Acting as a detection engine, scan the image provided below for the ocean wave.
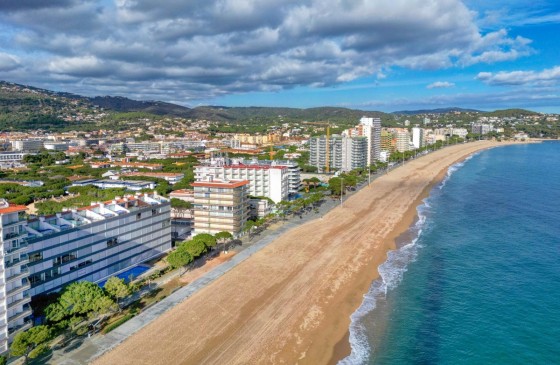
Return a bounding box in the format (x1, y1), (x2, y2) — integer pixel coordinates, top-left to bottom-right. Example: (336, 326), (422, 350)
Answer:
(439, 153), (477, 190)
(338, 200), (429, 365)
(339, 155), (474, 364)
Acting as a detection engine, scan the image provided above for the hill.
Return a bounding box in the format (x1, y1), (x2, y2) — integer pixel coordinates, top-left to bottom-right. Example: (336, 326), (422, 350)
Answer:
(482, 109), (541, 118)
(392, 107), (483, 115)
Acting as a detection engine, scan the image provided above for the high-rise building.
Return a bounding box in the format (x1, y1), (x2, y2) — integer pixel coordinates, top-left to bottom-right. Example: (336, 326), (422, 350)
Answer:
(412, 127), (424, 149)
(359, 117), (382, 164)
(309, 135), (367, 172)
(395, 129), (411, 152)
(11, 140), (44, 152)
(472, 124), (493, 135)
(380, 130), (395, 153)
(0, 201), (33, 351)
(192, 177), (250, 236)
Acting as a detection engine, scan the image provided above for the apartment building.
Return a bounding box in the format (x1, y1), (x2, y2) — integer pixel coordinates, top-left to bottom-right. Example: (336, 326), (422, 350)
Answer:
(192, 178), (250, 236)
(412, 127), (424, 149)
(395, 129), (412, 152)
(195, 158), (294, 203)
(309, 135), (367, 172)
(26, 193), (171, 297)
(380, 130), (396, 153)
(359, 117), (382, 164)
(0, 201), (33, 352)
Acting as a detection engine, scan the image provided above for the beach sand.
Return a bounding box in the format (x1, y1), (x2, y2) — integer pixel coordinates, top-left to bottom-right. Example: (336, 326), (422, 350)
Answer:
(93, 141), (522, 365)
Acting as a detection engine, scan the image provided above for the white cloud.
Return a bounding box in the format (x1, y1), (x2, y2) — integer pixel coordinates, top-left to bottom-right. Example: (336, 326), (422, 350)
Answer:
(476, 66), (560, 86)
(427, 81), (455, 89)
(0, 0), (536, 103)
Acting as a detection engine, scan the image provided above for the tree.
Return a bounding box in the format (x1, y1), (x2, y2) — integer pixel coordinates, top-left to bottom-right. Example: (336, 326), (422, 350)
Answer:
(215, 231), (233, 252)
(46, 281), (116, 326)
(10, 325), (51, 363)
(167, 246), (193, 274)
(0, 355), (6, 365)
(328, 177), (344, 196)
(170, 198), (193, 209)
(192, 233), (217, 249)
(183, 239), (207, 258)
(104, 277), (131, 311)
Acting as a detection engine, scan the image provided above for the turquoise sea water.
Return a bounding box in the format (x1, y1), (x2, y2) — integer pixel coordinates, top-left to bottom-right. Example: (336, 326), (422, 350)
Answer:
(340, 142), (560, 365)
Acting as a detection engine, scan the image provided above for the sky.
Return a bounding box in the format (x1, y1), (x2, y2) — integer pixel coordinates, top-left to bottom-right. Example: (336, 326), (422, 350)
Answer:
(0, 0), (559, 113)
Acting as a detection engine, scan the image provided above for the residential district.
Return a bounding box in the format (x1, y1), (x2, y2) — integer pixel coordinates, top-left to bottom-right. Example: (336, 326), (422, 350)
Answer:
(0, 110), (553, 362)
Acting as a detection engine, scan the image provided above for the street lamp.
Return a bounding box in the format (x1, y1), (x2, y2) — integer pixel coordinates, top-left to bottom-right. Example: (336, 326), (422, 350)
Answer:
(340, 177), (344, 206)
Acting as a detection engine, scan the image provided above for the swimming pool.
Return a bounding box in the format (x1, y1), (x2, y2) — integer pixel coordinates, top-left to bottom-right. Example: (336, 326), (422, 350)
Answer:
(98, 265), (151, 287)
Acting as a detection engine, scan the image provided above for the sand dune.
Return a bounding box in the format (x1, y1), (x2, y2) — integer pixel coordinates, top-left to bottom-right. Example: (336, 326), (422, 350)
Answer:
(93, 141), (519, 365)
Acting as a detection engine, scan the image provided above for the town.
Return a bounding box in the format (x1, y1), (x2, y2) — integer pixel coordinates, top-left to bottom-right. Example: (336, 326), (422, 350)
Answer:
(0, 83), (557, 363)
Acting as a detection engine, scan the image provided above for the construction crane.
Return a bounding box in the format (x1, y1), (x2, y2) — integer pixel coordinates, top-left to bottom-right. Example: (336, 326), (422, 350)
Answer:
(303, 121), (332, 173)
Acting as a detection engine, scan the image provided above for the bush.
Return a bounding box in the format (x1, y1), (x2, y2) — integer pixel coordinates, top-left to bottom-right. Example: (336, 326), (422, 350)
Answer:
(102, 314), (135, 334)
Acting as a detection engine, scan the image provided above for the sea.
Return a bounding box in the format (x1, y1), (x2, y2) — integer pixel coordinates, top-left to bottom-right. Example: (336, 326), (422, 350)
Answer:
(340, 141), (560, 365)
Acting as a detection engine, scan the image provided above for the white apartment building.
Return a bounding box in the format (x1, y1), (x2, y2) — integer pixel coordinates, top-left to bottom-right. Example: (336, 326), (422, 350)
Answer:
(0, 201), (33, 352)
(359, 117), (382, 164)
(412, 127), (424, 149)
(195, 158), (293, 203)
(26, 193), (171, 297)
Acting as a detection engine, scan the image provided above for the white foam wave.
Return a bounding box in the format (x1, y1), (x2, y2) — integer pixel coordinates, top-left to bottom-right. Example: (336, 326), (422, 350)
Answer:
(338, 199), (431, 365)
(439, 152), (477, 190)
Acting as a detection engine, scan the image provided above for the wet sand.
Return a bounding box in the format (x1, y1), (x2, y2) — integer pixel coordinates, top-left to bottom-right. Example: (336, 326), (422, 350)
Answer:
(93, 141), (522, 365)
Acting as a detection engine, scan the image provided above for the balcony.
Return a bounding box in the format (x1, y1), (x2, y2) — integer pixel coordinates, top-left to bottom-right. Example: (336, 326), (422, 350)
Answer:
(7, 294), (31, 310)
(5, 255), (29, 268)
(3, 230), (26, 241)
(6, 281), (30, 297)
(8, 318), (32, 338)
(5, 242), (28, 256)
(6, 267), (29, 283)
(8, 307), (32, 325)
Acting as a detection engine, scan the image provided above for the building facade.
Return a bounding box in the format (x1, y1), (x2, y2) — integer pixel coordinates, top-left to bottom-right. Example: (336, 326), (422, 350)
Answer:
(195, 158), (295, 203)
(309, 135), (367, 172)
(26, 193), (171, 297)
(412, 127), (424, 149)
(0, 201), (33, 352)
(192, 178), (249, 236)
(359, 117), (382, 164)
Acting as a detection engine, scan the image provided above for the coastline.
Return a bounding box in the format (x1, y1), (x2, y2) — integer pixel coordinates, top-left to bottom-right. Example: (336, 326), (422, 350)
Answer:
(327, 150), (477, 365)
(93, 141), (529, 365)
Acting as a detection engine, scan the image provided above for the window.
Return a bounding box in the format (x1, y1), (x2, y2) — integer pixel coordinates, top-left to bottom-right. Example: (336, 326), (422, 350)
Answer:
(152, 209), (157, 216)
(107, 238), (119, 247)
(29, 252), (43, 263)
(53, 252), (77, 266)
(136, 213), (141, 220)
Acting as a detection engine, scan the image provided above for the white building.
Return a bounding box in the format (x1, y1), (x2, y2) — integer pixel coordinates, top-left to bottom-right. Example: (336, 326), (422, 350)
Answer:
(0, 201), (33, 351)
(412, 127), (424, 149)
(195, 157), (298, 203)
(26, 193), (171, 296)
(359, 117), (382, 164)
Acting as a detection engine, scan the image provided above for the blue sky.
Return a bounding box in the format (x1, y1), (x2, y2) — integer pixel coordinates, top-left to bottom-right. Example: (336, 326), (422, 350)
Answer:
(0, 0), (559, 112)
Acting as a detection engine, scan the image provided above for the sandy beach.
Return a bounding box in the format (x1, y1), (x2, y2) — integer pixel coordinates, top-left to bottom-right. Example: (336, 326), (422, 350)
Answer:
(93, 141), (522, 365)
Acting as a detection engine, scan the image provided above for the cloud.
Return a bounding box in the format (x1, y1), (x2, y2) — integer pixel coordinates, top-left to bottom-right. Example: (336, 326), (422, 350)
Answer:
(476, 66), (560, 86)
(427, 81), (456, 89)
(0, 0), (535, 103)
(0, 53), (21, 72)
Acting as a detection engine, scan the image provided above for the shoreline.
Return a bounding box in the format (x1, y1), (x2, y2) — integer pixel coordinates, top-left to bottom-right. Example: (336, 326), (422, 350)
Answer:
(93, 141), (529, 365)
(327, 149), (479, 365)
